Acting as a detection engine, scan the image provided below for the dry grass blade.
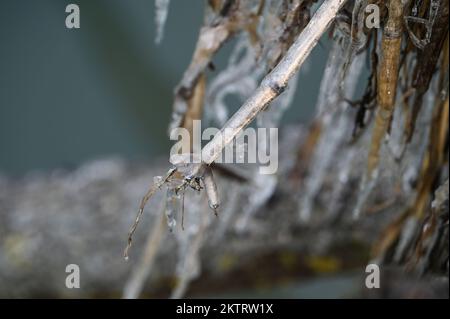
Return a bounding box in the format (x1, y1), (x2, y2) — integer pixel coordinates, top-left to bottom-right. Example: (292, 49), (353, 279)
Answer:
(124, 167), (177, 260)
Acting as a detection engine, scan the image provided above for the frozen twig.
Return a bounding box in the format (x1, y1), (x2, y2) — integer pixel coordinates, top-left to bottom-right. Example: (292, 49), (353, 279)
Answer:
(124, 0), (348, 258)
(201, 0), (348, 165)
(124, 168), (176, 260)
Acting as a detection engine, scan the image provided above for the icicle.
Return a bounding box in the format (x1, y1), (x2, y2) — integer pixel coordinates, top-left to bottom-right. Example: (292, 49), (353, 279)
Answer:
(154, 0), (170, 44)
(325, 148), (357, 222)
(165, 188), (179, 231)
(401, 72), (441, 193)
(234, 70), (296, 230)
(393, 216), (419, 262)
(407, 180), (449, 274)
(298, 45), (344, 219)
(205, 36), (261, 126)
(231, 72), (299, 231)
(171, 195), (210, 299)
(387, 82), (410, 161)
(353, 94), (406, 219)
(169, 8), (234, 132)
(339, 0), (368, 97)
(352, 170), (378, 219)
(228, 6), (306, 225)
(355, 57), (440, 219)
(235, 173), (277, 232)
(299, 39), (365, 222)
(203, 166), (220, 213)
(315, 35), (348, 119)
(211, 183), (241, 242)
(205, 0), (305, 128)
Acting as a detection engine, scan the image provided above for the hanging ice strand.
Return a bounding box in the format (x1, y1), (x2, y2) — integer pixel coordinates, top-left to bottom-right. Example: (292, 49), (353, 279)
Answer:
(205, 36), (260, 127)
(236, 76), (300, 231)
(165, 187), (179, 231)
(298, 29), (365, 222)
(154, 0), (170, 44)
(297, 37), (345, 222)
(171, 188), (211, 299)
(392, 74), (443, 263)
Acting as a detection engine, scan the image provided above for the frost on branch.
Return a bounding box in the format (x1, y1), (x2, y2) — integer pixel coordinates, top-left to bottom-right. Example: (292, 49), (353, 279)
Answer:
(124, 0), (449, 298)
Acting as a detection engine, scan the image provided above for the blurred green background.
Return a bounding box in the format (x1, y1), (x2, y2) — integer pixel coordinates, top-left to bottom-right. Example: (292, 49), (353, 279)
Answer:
(0, 0), (327, 176)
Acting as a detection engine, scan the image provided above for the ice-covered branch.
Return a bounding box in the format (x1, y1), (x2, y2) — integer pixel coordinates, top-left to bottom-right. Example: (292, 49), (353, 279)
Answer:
(201, 0), (348, 164)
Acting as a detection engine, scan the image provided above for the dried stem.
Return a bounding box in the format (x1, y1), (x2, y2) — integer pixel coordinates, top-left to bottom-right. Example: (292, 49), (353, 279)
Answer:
(201, 0), (348, 165)
(367, 0), (405, 176)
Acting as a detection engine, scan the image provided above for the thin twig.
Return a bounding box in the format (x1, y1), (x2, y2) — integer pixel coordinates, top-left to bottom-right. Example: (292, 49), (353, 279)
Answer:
(122, 207), (166, 299)
(124, 168), (176, 260)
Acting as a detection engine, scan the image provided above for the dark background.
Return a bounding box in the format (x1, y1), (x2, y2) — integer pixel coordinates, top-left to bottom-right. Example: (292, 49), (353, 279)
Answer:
(0, 0), (328, 176)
